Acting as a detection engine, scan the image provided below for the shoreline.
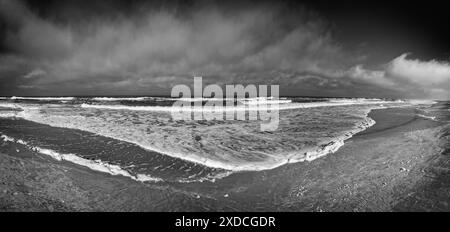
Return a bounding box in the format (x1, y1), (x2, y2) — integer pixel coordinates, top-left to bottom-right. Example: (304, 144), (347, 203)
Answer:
(1, 102), (393, 173)
(0, 105), (383, 175)
(0, 106), (449, 211)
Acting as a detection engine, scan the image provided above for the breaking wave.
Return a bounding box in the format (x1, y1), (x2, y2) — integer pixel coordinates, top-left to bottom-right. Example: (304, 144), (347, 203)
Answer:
(92, 97), (150, 101)
(10, 96), (76, 101)
(80, 99), (392, 112)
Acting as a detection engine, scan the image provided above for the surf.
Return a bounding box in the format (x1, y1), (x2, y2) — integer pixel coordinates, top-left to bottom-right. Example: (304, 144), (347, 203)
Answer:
(0, 134), (162, 182)
(0, 97), (414, 175)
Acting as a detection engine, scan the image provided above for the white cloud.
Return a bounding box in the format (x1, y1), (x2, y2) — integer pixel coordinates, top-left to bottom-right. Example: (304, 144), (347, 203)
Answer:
(347, 65), (395, 87)
(347, 54), (450, 99)
(386, 53), (450, 87)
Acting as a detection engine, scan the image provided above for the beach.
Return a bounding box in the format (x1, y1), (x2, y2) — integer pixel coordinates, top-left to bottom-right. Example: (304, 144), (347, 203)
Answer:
(0, 106), (448, 212)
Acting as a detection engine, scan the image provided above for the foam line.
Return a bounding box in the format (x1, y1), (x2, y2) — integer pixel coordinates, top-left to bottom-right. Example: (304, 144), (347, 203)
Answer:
(92, 97), (149, 101)
(239, 99), (292, 105)
(80, 100), (392, 112)
(0, 134), (162, 182)
(11, 96), (75, 101)
(0, 103), (22, 109)
(287, 108), (379, 163)
(417, 114), (438, 121)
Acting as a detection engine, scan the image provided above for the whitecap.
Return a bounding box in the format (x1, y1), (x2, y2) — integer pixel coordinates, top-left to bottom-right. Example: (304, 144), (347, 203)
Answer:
(11, 96), (75, 101)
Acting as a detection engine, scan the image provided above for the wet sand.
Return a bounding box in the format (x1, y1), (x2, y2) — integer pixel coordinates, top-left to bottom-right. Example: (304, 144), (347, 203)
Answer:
(0, 107), (449, 211)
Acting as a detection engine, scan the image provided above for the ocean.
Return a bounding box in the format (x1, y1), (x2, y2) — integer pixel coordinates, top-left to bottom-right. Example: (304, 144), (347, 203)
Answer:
(0, 96), (444, 183)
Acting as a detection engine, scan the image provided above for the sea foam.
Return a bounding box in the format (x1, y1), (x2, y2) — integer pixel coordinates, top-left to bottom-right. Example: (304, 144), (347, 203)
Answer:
(10, 96), (76, 101)
(0, 134), (162, 182)
(80, 99), (391, 112)
(0, 98), (406, 173)
(92, 97), (150, 101)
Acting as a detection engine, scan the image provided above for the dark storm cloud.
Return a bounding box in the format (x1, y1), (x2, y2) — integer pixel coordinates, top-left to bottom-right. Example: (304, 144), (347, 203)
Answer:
(0, 0), (448, 99)
(0, 0), (346, 91)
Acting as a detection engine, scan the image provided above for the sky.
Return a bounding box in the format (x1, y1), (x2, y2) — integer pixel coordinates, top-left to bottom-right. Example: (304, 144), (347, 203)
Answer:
(0, 0), (449, 99)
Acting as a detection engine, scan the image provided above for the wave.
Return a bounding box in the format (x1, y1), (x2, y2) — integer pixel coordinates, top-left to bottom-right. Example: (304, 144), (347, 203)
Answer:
(417, 114), (438, 121)
(92, 97), (150, 101)
(177, 171), (234, 183)
(288, 109), (378, 163)
(11, 96), (75, 101)
(2, 107), (253, 171)
(0, 134), (161, 182)
(0, 98), (400, 172)
(0, 112), (20, 118)
(406, 99), (438, 105)
(0, 103), (22, 118)
(162, 96), (279, 102)
(91, 97), (239, 102)
(80, 103), (284, 112)
(7, 106), (386, 172)
(239, 98), (292, 105)
(0, 103), (22, 109)
(175, 97), (234, 102)
(90, 97), (236, 102)
(328, 98), (384, 103)
(80, 99), (392, 112)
